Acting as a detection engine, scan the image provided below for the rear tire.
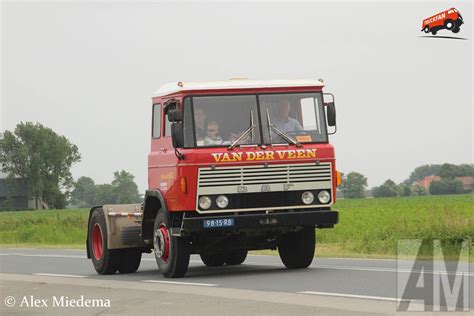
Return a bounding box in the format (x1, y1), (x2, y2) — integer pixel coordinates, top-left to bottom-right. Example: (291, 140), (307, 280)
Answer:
(88, 208), (120, 274)
(153, 210), (190, 278)
(118, 248), (142, 273)
(200, 252), (227, 266)
(278, 227), (315, 269)
(225, 249), (248, 265)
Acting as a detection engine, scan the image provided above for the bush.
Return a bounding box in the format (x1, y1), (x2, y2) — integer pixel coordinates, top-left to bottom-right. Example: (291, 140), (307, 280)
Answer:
(429, 179), (464, 195)
(373, 179), (399, 198)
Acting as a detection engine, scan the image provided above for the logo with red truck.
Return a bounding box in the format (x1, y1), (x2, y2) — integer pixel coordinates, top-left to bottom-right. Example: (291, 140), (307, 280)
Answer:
(421, 8), (463, 35)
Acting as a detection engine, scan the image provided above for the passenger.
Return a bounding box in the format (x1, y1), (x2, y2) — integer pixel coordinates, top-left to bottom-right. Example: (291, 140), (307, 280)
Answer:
(204, 121), (225, 145)
(194, 107), (208, 140)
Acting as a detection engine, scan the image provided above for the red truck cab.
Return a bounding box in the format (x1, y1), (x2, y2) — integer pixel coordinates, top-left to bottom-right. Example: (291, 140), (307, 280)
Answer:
(421, 8), (463, 35)
(87, 79), (340, 278)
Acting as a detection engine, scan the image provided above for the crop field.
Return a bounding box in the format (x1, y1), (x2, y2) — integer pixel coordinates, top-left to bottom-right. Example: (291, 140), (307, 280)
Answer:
(0, 194), (472, 259)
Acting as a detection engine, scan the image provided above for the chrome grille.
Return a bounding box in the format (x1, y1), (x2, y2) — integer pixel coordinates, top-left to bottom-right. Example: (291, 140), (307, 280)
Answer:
(198, 162), (332, 187)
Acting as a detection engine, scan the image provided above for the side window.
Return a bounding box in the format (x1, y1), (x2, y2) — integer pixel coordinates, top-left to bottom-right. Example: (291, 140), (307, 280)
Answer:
(164, 114), (172, 136)
(152, 104), (161, 138)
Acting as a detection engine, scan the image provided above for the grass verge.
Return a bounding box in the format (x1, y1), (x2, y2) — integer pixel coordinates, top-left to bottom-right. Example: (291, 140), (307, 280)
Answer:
(0, 195), (472, 260)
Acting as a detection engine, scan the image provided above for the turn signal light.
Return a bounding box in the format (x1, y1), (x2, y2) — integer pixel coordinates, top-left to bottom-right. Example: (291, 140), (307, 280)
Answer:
(180, 177), (187, 194)
(336, 171), (341, 187)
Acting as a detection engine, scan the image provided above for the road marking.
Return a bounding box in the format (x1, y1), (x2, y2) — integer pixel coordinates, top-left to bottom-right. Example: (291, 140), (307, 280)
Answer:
(1, 253), (85, 259)
(3, 253), (472, 276)
(33, 273), (87, 278)
(299, 291), (399, 302)
(310, 264), (473, 277)
(142, 280), (217, 287)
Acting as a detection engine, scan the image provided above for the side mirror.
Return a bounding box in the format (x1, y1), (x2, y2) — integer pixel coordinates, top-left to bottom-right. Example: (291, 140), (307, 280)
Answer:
(167, 110), (183, 122)
(326, 102), (336, 127)
(171, 123), (184, 148)
(323, 93), (337, 135)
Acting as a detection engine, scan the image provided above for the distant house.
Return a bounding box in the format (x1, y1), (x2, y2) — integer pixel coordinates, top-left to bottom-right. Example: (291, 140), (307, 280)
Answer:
(418, 175), (441, 189)
(418, 175), (474, 191)
(0, 174), (39, 210)
(455, 176), (474, 191)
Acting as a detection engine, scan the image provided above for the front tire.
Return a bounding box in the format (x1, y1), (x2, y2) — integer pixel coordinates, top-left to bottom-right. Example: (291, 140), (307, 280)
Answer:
(226, 249), (248, 265)
(452, 27), (460, 33)
(444, 20), (454, 30)
(153, 210), (190, 278)
(423, 26), (430, 33)
(278, 227), (315, 269)
(88, 208), (120, 274)
(200, 252), (227, 266)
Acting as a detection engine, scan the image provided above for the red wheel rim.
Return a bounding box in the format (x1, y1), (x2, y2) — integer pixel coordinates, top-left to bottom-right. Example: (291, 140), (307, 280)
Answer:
(92, 223), (103, 260)
(160, 225), (170, 263)
(154, 224), (170, 263)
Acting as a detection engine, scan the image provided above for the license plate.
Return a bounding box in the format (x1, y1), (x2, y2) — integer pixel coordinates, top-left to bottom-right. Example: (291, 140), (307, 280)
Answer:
(203, 218), (235, 229)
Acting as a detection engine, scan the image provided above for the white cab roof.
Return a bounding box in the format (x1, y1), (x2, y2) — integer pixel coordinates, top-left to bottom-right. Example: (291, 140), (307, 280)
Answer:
(154, 79), (324, 97)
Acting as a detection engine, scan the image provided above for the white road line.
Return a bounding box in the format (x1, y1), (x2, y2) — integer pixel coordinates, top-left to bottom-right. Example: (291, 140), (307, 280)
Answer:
(299, 291), (400, 302)
(1, 253), (85, 259)
(3, 253), (472, 276)
(142, 280), (217, 287)
(33, 273), (87, 278)
(310, 264), (474, 277)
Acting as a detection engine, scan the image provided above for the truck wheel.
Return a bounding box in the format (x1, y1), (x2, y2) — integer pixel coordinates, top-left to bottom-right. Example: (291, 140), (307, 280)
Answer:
(88, 207), (120, 274)
(431, 29), (437, 35)
(226, 249), (248, 265)
(423, 26), (430, 33)
(153, 210), (190, 278)
(452, 27), (460, 33)
(444, 20), (454, 30)
(200, 252), (226, 266)
(278, 227), (315, 269)
(118, 248), (142, 273)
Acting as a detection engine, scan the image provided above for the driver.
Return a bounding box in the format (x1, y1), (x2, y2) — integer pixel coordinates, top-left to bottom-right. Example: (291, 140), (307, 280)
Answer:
(272, 99), (302, 132)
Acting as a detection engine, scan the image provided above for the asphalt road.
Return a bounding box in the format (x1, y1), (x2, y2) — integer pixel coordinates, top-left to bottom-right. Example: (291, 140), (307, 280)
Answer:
(1, 248), (472, 315)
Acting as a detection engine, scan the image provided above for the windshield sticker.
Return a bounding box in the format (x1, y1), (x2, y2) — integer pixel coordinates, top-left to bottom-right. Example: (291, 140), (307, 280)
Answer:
(211, 149), (317, 162)
(296, 135), (312, 142)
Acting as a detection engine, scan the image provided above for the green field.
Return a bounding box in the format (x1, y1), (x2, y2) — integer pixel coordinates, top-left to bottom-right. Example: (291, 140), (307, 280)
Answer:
(0, 195), (472, 259)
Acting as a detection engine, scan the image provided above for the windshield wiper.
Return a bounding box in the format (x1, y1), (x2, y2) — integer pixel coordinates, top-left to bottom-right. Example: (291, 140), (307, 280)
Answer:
(265, 109), (301, 147)
(228, 110), (255, 150)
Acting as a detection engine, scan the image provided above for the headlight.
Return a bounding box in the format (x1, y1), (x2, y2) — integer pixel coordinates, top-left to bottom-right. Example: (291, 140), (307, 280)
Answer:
(216, 195), (229, 208)
(301, 191), (314, 205)
(318, 190), (331, 204)
(198, 196), (212, 209)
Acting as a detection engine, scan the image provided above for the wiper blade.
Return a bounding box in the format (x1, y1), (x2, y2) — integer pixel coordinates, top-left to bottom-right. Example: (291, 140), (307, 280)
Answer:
(265, 109), (301, 147)
(228, 110), (255, 150)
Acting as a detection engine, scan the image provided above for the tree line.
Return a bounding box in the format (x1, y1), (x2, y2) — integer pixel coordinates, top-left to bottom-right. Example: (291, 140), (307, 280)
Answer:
(340, 163), (473, 199)
(0, 122), (140, 209)
(70, 171), (142, 208)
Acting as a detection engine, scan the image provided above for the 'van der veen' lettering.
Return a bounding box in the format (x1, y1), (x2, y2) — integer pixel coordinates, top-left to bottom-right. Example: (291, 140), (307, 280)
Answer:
(211, 149), (317, 162)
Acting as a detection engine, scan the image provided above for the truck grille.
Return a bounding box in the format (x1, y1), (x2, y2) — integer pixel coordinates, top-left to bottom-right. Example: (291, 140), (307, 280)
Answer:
(198, 162), (332, 187)
(196, 162), (333, 213)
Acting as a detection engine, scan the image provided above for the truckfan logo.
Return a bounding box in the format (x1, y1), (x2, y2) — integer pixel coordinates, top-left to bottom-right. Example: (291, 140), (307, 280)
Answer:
(421, 8), (464, 35)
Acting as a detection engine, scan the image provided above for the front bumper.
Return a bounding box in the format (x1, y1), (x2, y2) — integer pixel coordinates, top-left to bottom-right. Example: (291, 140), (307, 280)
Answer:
(178, 209), (339, 234)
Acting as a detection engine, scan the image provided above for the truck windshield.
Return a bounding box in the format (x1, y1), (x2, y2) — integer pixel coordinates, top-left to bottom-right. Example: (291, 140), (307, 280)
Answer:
(183, 93), (327, 147)
(259, 93), (327, 144)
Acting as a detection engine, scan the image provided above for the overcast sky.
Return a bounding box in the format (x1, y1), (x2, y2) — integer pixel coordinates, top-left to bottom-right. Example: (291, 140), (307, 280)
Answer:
(1, 0), (472, 192)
